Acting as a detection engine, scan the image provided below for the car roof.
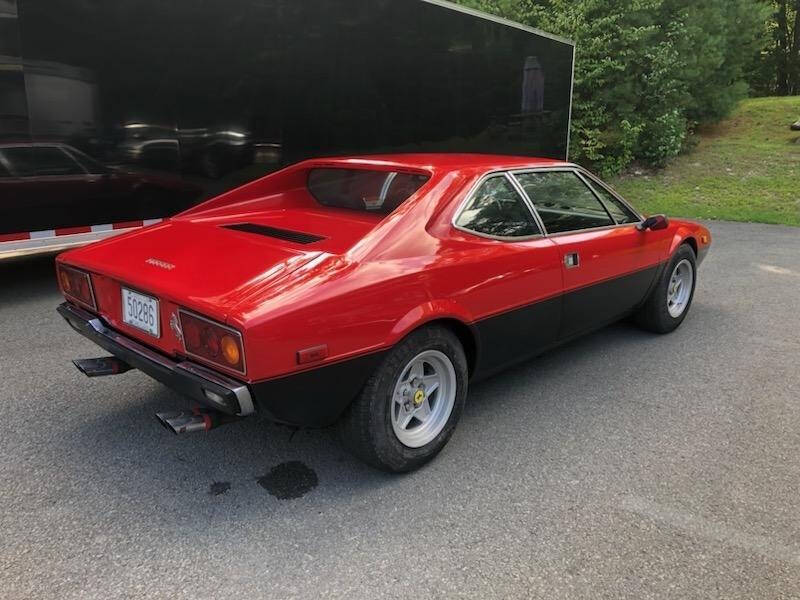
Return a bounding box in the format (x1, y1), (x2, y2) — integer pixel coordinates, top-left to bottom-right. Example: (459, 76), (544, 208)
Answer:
(300, 153), (572, 174)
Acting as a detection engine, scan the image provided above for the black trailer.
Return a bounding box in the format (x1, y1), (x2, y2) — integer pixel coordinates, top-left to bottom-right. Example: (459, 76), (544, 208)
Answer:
(0, 0), (574, 258)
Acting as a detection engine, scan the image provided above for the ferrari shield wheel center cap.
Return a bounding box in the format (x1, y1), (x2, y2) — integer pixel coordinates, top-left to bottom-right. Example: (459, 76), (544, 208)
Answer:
(413, 389), (425, 407)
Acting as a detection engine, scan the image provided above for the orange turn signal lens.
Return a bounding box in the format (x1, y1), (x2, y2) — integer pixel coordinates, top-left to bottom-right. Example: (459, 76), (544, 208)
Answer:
(178, 310), (245, 374)
(220, 335), (241, 366)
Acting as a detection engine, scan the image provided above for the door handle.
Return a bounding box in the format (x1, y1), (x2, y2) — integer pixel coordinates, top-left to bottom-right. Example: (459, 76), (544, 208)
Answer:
(564, 252), (580, 268)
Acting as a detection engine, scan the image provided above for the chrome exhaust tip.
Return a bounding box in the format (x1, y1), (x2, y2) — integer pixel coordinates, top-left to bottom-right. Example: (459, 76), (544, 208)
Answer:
(155, 407), (240, 434)
(73, 356), (132, 377)
(156, 411), (211, 434)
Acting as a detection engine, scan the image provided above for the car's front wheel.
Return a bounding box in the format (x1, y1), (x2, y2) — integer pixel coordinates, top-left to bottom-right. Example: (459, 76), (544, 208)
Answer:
(635, 243), (697, 333)
(337, 325), (468, 472)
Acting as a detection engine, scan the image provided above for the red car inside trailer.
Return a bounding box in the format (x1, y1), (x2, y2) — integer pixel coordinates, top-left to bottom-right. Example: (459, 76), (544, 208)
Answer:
(57, 154), (711, 472)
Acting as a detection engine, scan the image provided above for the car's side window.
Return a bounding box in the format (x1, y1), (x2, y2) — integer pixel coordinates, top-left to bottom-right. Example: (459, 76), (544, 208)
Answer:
(455, 175), (541, 239)
(0, 147), (36, 177)
(33, 147), (85, 177)
(66, 148), (108, 176)
(514, 171), (614, 234)
(585, 176), (640, 224)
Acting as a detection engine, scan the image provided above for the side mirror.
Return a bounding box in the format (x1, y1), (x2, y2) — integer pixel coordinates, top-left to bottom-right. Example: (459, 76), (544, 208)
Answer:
(637, 214), (669, 231)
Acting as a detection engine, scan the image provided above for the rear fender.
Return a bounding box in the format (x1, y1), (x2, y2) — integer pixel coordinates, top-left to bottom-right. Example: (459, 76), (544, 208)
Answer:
(389, 300), (475, 344)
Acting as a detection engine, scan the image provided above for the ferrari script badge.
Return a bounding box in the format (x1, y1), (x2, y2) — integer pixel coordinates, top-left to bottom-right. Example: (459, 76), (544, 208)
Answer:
(146, 258), (175, 270)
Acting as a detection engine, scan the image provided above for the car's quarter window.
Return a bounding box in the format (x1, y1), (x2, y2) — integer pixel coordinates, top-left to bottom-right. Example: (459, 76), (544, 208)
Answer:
(308, 168), (429, 214)
(33, 147), (85, 177)
(454, 175), (541, 239)
(0, 146), (37, 177)
(584, 176), (640, 225)
(514, 171), (614, 234)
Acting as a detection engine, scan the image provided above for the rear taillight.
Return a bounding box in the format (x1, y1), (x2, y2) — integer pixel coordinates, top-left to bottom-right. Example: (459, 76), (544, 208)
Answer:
(179, 310), (245, 374)
(57, 264), (96, 310)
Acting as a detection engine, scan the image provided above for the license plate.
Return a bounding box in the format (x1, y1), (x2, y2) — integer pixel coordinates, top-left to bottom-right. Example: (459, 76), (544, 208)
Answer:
(121, 288), (160, 337)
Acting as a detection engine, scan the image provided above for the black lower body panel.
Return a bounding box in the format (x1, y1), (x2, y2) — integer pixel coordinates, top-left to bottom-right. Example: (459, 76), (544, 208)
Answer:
(559, 265), (659, 339)
(251, 351), (388, 427)
(472, 263), (663, 380)
(471, 295), (562, 381)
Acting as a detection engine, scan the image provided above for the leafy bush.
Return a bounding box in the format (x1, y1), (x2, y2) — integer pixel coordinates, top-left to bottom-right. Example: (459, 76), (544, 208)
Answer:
(636, 109), (687, 167)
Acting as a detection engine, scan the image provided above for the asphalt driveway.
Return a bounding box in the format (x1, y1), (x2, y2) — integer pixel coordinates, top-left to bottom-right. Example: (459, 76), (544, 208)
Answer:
(1, 220), (799, 599)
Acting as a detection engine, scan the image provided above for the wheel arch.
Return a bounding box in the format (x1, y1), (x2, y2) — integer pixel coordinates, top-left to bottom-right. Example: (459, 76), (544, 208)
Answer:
(389, 301), (479, 378)
(668, 229), (698, 258)
(427, 318), (478, 378)
(682, 235), (698, 256)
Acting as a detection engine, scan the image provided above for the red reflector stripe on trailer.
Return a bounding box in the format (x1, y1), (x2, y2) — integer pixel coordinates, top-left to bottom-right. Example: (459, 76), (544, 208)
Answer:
(0, 220), (162, 245)
(55, 226), (93, 236)
(0, 232), (30, 242)
(113, 221), (144, 230)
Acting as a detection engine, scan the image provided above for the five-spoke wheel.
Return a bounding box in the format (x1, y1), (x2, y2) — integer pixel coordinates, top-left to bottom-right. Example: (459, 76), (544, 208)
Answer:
(667, 259), (694, 318)
(337, 326), (467, 472)
(636, 243), (697, 333)
(390, 350), (457, 448)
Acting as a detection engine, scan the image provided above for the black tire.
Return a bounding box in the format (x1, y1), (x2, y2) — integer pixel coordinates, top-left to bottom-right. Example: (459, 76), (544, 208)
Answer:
(635, 244), (697, 334)
(337, 325), (468, 473)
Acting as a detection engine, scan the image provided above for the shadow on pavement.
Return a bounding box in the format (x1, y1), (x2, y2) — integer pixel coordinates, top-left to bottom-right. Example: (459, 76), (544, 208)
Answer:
(0, 253), (59, 304)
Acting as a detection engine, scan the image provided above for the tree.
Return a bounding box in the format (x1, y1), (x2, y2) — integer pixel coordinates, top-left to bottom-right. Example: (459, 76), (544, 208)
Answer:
(455, 0), (771, 175)
(775, 0), (799, 94)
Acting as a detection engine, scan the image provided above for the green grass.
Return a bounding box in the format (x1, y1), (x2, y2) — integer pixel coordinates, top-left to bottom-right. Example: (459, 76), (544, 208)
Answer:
(610, 96), (800, 226)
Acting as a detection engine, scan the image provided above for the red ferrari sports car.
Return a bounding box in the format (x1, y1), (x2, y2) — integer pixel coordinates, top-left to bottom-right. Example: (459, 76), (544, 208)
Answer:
(57, 154), (711, 471)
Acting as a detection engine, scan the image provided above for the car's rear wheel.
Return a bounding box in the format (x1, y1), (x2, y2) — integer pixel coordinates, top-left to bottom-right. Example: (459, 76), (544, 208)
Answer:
(337, 325), (467, 472)
(635, 244), (697, 333)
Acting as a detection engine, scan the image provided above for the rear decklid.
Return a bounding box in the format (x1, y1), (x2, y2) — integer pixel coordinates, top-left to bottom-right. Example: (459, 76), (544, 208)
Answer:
(66, 218), (329, 316)
(59, 215), (338, 364)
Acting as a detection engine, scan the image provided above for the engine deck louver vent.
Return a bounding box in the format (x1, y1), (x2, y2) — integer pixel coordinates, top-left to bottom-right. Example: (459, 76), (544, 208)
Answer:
(223, 223), (325, 245)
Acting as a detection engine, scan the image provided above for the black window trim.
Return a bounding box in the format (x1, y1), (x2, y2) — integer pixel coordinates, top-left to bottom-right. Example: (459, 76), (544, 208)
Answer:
(452, 165), (645, 241)
(577, 170), (643, 226)
(451, 171), (545, 242)
(507, 166), (644, 236)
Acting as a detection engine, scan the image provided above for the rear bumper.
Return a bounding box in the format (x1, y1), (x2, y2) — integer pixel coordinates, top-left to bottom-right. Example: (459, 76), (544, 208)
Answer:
(57, 302), (255, 416)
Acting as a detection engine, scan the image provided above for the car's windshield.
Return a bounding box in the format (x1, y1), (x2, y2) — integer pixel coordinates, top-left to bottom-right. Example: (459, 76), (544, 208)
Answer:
(307, 168), (429, 214)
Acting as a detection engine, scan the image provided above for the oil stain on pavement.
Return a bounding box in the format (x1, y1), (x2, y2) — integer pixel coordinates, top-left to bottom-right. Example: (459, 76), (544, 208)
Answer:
(208, 481), (231, 496)
(257, 461), (318, 499)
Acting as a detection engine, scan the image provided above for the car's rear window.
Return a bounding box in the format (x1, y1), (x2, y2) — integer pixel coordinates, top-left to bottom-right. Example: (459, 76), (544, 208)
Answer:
(308, 168), (429, 214)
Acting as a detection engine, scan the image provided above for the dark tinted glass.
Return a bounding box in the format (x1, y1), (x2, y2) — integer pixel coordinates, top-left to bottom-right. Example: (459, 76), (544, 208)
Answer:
(11, 0), (573, 232)
(308, 168), (428, 213)
(33, 147), (84, 176)
(0, 146), (36, 176)
(0, 1), (27, 143)
(66, 147), (107, 174)
(455, 176), (540, 238)
(586, 177), (639, 224)
(516, 171), (613, 233)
